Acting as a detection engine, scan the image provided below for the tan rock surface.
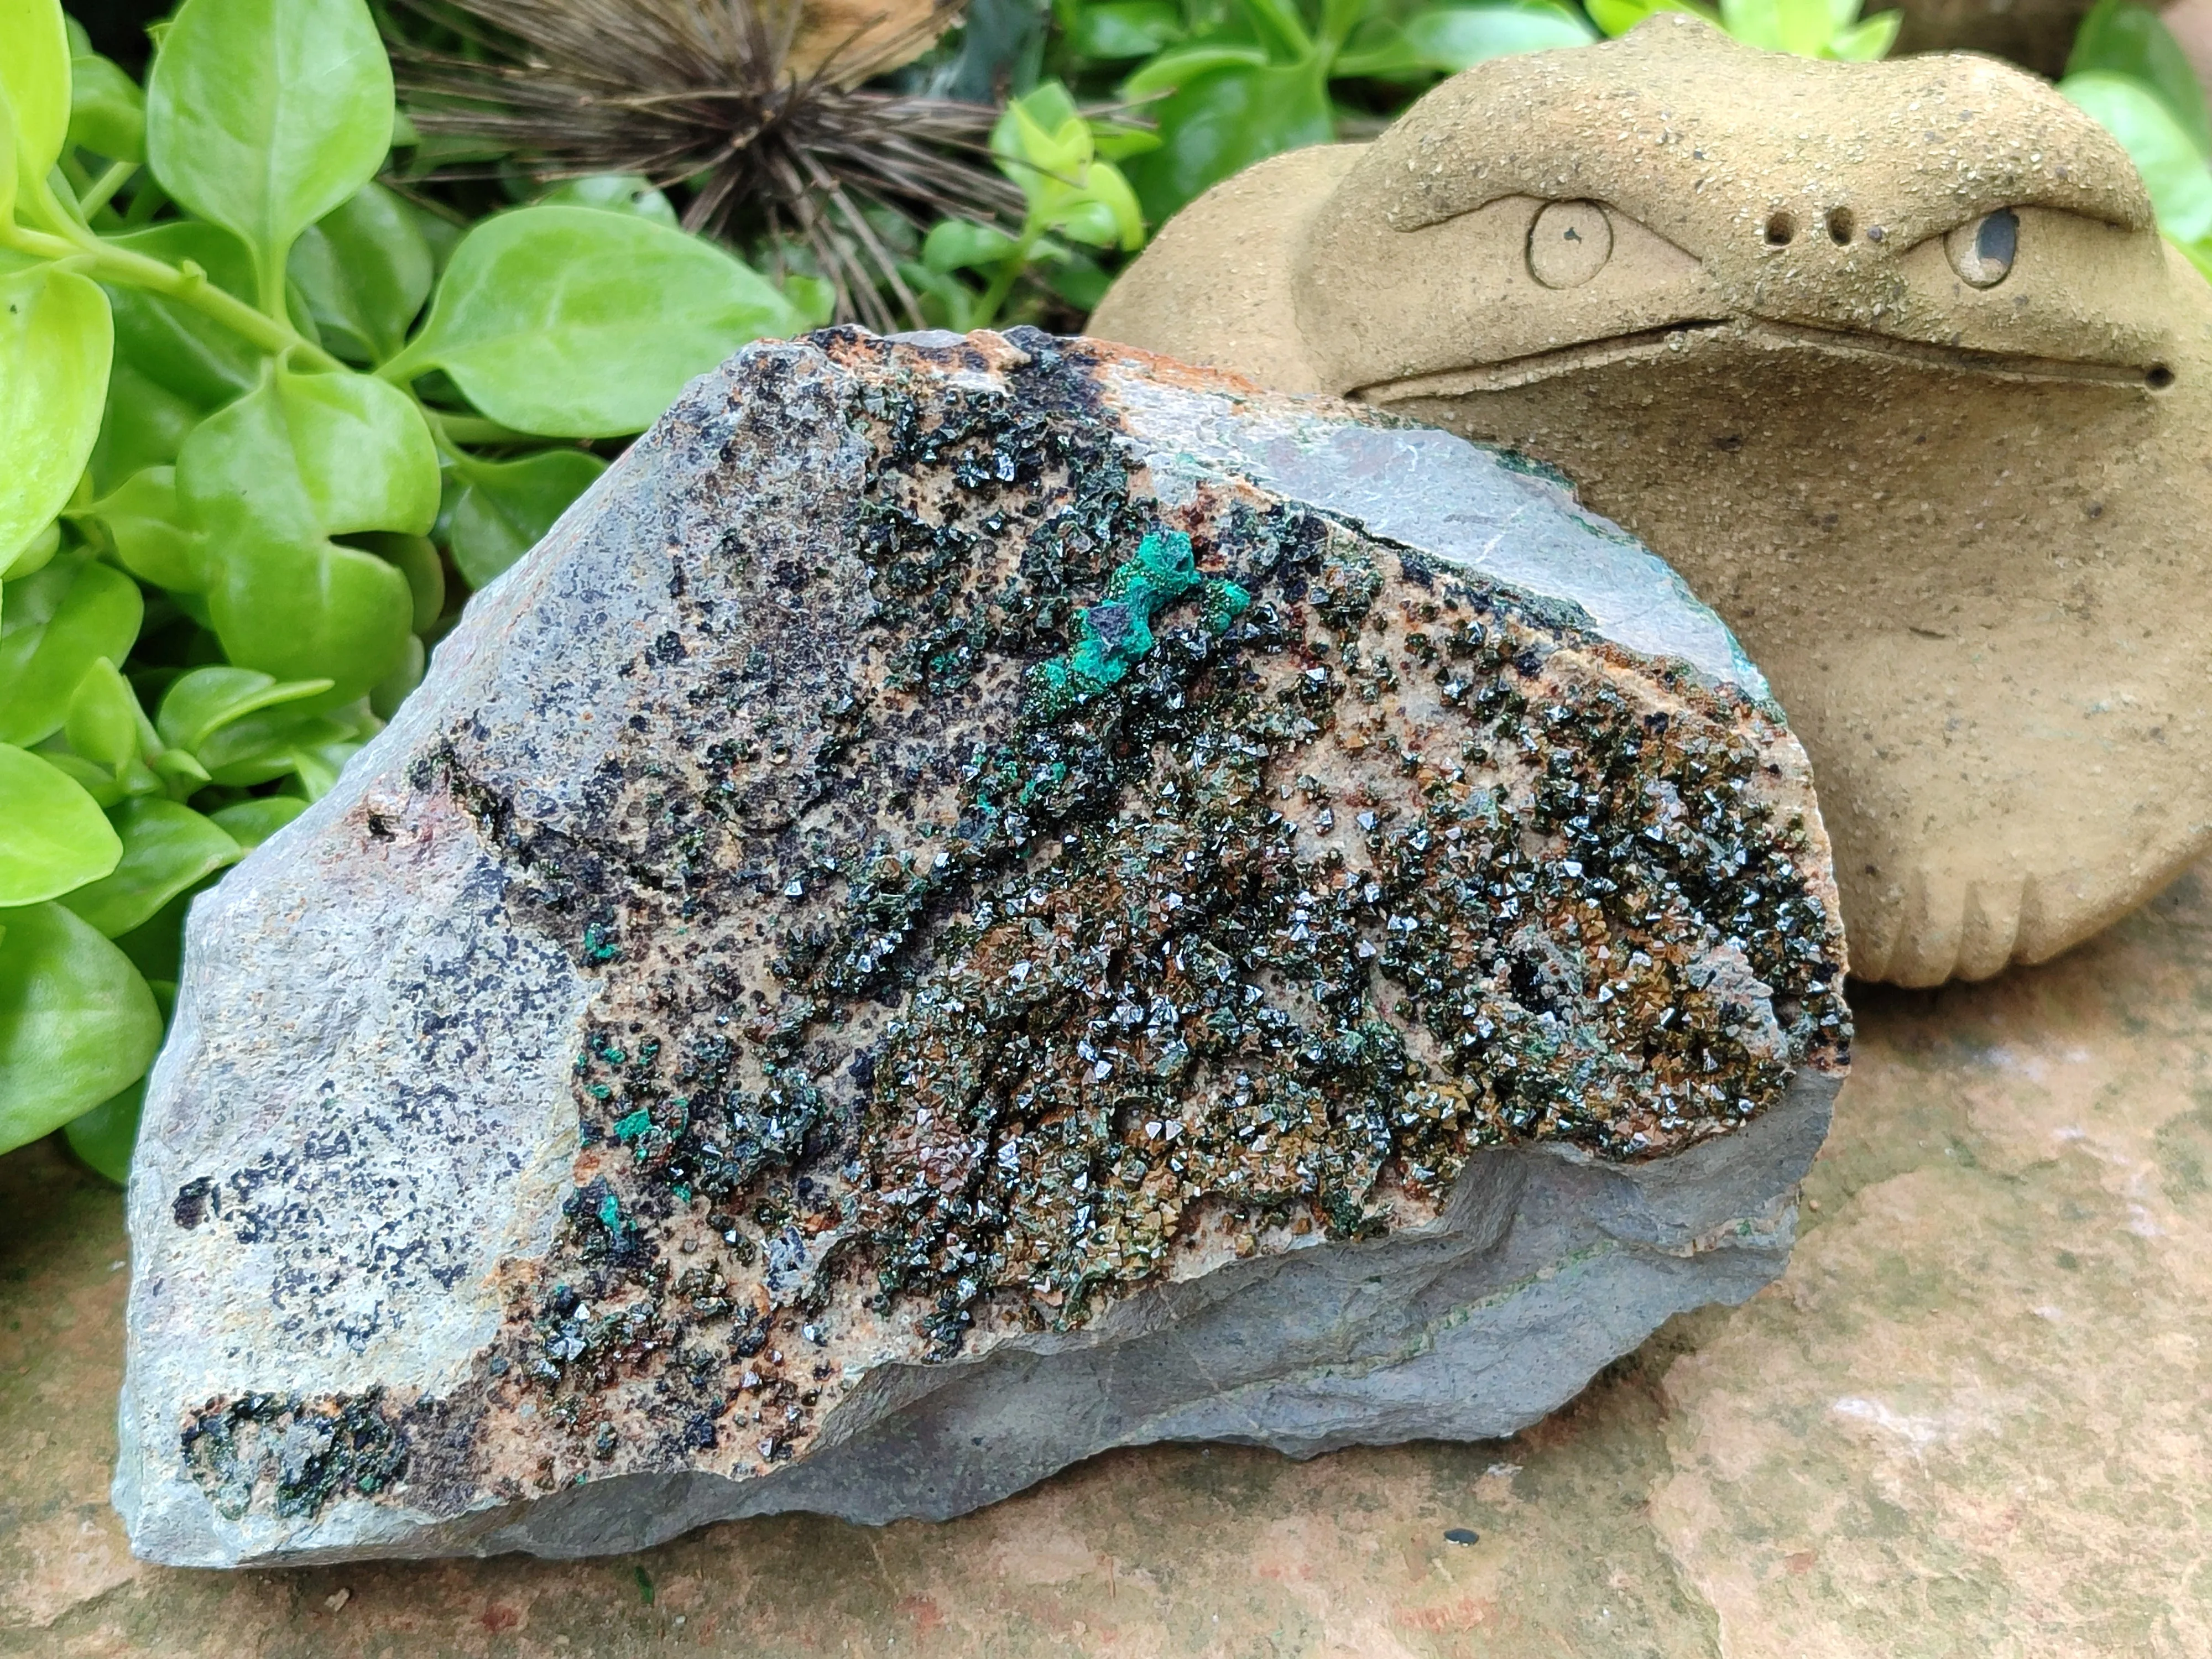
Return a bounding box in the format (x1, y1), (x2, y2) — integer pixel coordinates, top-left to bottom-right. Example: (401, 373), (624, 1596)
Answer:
(9, 851), (2212, 1652)
(1092, 18), (2212, 989)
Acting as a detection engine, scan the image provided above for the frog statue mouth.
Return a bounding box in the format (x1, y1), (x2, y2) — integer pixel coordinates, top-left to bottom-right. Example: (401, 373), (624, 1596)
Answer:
(1357, 313), (2178, 401)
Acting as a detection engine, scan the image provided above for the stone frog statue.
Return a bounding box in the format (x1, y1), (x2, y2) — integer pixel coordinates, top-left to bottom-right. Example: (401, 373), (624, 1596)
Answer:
(1092, 14), (2212, 985)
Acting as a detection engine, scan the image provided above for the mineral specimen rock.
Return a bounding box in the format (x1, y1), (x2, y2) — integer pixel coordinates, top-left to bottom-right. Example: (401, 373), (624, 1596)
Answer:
(116, 329), (1849, 1566)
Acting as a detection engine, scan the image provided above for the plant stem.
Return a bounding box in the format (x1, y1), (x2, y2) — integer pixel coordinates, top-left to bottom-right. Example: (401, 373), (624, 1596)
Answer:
(430, 413), (539, 446)
(972, 225), (1042, 329)
(79, 162), (138, 219)
(119, 177), (167, 228)
(2, 222), (347, 373)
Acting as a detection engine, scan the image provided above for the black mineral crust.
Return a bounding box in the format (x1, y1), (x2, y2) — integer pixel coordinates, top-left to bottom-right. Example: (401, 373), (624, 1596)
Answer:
(177, 328), (1846, 1520)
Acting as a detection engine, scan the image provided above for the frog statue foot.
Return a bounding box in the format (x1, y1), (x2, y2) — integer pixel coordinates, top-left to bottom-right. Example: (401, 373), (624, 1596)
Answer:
(1092, 14), (2212, 985)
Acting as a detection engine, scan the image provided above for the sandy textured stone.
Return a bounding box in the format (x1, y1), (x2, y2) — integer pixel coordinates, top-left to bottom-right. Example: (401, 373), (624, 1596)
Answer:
(115, 328), (1844, 1566)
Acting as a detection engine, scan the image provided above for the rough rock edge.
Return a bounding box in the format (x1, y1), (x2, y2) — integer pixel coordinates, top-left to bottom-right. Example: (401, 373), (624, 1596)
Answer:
(145, 1071), (1832, 1565)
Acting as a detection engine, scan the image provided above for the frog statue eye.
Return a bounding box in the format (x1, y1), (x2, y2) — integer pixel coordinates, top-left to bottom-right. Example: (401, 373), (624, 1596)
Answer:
(1527, 200), (1614, 289)
(1944, 208), (2018, 289)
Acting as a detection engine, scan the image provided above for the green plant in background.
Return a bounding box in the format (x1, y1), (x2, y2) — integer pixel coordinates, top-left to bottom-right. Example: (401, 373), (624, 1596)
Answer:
(0, 0), (824, 1176)
(1587, 0), (1897, 59)
(2059, 0), (2212, 275)
(1086, 0), (1596, 223)
(908, 82), (1153, 326)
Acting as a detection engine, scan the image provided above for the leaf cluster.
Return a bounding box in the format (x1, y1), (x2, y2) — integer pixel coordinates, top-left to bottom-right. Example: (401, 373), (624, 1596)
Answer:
(0, 0), (823, 1175)
(2058, 0), (2212, 274)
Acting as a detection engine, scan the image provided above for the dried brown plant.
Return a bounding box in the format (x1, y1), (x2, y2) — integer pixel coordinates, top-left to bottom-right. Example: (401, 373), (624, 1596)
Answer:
(389, 0), (1023, 330)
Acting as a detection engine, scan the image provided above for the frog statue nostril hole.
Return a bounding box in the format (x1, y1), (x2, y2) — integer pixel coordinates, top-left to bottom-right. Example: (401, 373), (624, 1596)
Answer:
(1945, 208), (2018, 288)
(1526, 200), (1614, 289)
(1764, 211), (1796, 246)
(1825, 207), (1855, 245)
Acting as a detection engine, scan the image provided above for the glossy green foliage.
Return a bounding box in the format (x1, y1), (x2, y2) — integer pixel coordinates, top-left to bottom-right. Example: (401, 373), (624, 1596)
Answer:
(1589, 0), (1896, 57)
(1094, 0), (1594, 222)
(2063, 1), (2212, 269)
(146, 0), (395, 306)
(383, 206), (811, 437)
(0, 264), (112, 565)
(0, 900), (162, 1152)
(289, 182), (434, 363)
(536, 174), (680, 226)
(178, 366), (434, 695)
(59, 797), (241, 938)
(909, 83), (1154, 327)
(0, 0), (819, 1172)
(67, 45), (144, 163)
(0, 0), (70, 216)
(0, 557), (143, 746)
(0, 744), (120, 904)
(63, 1078), (142, 1183)
(2069, 0), (2212, 152)
(447, 448), (608, 587)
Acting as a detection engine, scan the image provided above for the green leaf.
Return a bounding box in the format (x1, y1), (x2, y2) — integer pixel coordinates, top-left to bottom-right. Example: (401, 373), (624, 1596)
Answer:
(2064, 71), (2212, 241)
(195, 706), (355, 785)
(0, 265), (114, 570)
(447, 448), (607, 588)
(1719, 0), (1785, 49)
(924, 218), (1022, 273)
(1080, 159), (1146, 250)
(1126, 64), (1335, 225)
(1393, 3), (1597, 69)
(288, 182), (435, 364)
(98, 222), (263, 417)
(6, 520), (58, 581)
(149, 748), (210, 792)
(0, 900), (162, 1155)
(0, 559), (144, 748)
(35, 749), (122, 808)
(0, 75), (17, 228)
(1121, 45), (1273, 98)
(155, 664), (333, 750)
(1046, 249), (1114, 310)
(0, 744), (122, 904)
(177, 366), (435, 696)
(353, 529), (444, 631)
(1003, 83), (1087, 164)
(284, 731), (364, 799)
(536, 174), (680, 226)
(782, 273), (836, 328)
(67, 49), (144, 163)
(1088, 122), (1165, 161)
(2067, 0), (2211, 156)
(64, 657), (143, 771)
(898, 260), (984, 333)
(381, 206), (807, 439)
(90, 357), (210, 493)
(64, 1077), (143, 1184)
(1587, 0), (1714, 35)
(368, 631), (424, 719)
(1073, 1), (1186, 58)
(80, 466), (202, 592)
(144, 0), (396, 309)
(0, 0), (71, 213)
(207, 792), (307, 849)
(59, 796), (240, 937)
(1825, 9), (1898, 58)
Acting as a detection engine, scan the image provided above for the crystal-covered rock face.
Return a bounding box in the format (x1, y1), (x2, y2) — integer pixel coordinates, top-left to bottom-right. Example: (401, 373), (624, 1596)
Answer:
(117, 330), (1848, 1566)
